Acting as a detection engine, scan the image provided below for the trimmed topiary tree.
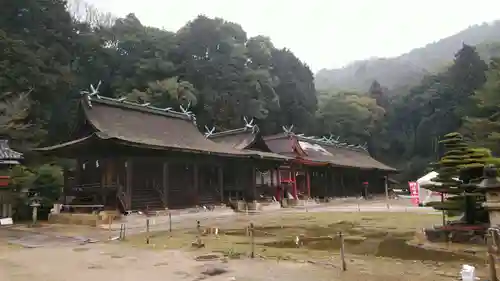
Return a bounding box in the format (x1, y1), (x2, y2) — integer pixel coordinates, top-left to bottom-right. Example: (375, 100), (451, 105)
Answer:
(425, 132), (495, 224)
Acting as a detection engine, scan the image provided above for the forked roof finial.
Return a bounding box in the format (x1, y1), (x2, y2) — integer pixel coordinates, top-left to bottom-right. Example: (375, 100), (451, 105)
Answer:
(282, 125), (294, 135)
(204, 126), (216, 138)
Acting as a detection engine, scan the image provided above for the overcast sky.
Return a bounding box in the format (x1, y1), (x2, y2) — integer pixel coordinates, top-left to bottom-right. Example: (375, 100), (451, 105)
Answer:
(83, 0), (500, 72)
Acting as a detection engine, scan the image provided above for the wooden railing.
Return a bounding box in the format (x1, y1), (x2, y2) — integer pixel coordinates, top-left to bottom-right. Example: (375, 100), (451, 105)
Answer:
(152, 183), (167, 209)
(116, 183), (129, 211)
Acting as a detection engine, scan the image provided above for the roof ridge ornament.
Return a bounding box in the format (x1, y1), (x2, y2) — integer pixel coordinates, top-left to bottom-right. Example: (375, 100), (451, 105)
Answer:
(204, 126), (216, 138)
(282, 125), (294, 135)
(81, 84), (196, 121)
(179, 101), (197, 125)
(243, 116), (255, 129)
(295, 132), (368, 152)
(81, 80), (102, 108)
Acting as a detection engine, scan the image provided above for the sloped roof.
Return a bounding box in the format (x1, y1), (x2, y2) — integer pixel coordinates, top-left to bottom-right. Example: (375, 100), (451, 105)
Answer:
(208, 127), (291, 160)
(263, 133), (396, 172)
(208, 127), (256, 150)
(34, 95), (286, 160)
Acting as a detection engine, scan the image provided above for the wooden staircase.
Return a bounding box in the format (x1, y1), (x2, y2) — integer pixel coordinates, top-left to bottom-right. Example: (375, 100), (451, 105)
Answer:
(131, 184), (164, 211)
(198, 190), (219, 206)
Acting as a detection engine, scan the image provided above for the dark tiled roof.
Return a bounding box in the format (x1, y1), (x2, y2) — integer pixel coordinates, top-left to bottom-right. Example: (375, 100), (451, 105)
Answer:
(35, 95), (287, 160)
(81, 96), (258, 156)
(0, 140), (23, 163)
(263, 133), (396, 172)
(208, 128), (256, 150)
(208, 127), (291, 160)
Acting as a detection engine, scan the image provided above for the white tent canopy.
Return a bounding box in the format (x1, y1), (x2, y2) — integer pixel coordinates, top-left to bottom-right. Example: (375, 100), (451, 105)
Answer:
(415, 171), (459, 205)
(417, 171), (440, 187)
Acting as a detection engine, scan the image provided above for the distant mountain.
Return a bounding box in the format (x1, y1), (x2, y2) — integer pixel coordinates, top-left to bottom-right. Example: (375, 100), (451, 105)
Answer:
(315, 21), (500, 92)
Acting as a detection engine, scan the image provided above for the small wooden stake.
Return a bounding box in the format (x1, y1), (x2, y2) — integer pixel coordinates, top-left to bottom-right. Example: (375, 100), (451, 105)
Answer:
(250, 223), (255, 258)
(122, 224), (127, 240)
(119, 224), (123, 240)
(146, 218), (150, 244)
(108, 216), (112, 240)
(169, 212), (172, 232)
(339, 231), (346, 271)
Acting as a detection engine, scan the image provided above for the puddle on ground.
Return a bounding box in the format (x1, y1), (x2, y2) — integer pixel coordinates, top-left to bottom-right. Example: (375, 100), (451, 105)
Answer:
(223, 223), (484, 263)
(375, 238), (481, 262)
(262, 235), (482, 263)
(223, 226), (303, 237)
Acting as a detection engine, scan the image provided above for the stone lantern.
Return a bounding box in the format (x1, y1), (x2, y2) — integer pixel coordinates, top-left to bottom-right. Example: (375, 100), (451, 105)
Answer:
(478, 164), (500, 227)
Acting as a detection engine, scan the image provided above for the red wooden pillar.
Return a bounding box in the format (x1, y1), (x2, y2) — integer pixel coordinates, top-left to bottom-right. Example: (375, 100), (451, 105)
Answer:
(306, 170), (311, 198)
(292, 168), (298, 199)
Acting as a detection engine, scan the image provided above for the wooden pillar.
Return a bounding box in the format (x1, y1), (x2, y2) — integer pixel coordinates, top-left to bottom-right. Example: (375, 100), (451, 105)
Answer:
(218, 165), (224, 202)
(99, 159), (106, 205)
(306, 169), (311, 198)
(275, 168), (281, 200)
(292, 167), (298, 199)
(323, 170), (327, 197)
(384, 175), (389, 204)
(162, 162), (169, 209)
(270, 169), (275, 187)
(330, 169), (336, 197)
(193, 163), (199, 206)
(340, 171), (345, 197)
(125, 159), (133, 210)
(252, 165), (257, 201)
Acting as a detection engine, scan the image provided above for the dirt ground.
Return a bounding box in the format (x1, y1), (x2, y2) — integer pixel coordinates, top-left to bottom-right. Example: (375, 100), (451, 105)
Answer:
(0, 203), (496, 281)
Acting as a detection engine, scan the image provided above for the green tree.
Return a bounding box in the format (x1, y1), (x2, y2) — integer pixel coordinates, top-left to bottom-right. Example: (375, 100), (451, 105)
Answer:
(425, 132), (494, 224)
(462, 58), (500, 154)
(266, 48), (318, 134)
(315, 91), (384, 145)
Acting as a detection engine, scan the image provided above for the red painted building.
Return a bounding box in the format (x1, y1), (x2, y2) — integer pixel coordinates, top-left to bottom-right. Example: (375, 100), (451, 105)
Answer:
(209, 124), (397, 200)
(0, 140), (23, 218)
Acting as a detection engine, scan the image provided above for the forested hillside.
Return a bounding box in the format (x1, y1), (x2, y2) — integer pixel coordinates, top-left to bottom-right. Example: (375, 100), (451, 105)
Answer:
(315, 21), (500, 92)
(2, 0), (500, 185)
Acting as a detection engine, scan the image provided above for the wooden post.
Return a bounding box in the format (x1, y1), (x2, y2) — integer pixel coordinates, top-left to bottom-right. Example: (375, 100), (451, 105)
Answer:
(251, 165), (257, 202)
(162, 162), (169, 208)
(119, 224), (123, 240)
(121, 223), (127, 240)
(218, 165), (224, 202)
(339, 232), (346, 271)
(108, 216), (112, 240)
(384, 175), (390, 209)
(330, 169), (335, 197)
(306, 169), (311, 198)
(193, 164), (199, 206)
(291, 168), (297, 199)
(250, 223), (255, 258)
(169, 212), (172, 232)
(125, 159), (133, 211)
(340, 171), (345, 197)
(146, 218), (150, 244)
(270, 169), (275, 188)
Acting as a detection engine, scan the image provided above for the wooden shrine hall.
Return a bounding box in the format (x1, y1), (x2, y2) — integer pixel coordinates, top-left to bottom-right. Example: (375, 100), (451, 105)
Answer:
(208, 123), (397, 200)
(33, 85), (289, 212)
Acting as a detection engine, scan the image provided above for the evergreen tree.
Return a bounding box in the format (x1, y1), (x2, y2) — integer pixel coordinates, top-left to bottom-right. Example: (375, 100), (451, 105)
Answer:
(425, 132), (494, 224)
